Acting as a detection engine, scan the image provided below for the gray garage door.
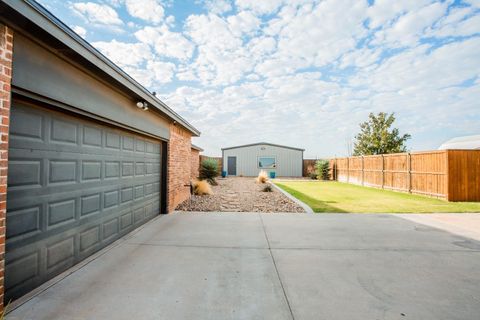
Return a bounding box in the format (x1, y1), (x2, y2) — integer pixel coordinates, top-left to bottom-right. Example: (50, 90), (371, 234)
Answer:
(5, 101), (163, 301)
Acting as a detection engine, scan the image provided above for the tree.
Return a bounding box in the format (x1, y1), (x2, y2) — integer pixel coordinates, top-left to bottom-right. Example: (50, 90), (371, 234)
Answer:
(353, 112), (411, 156)
(315, 159), (330, 180)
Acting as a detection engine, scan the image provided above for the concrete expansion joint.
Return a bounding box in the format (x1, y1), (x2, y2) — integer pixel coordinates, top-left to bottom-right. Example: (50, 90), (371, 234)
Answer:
(259, 213), (296, 320)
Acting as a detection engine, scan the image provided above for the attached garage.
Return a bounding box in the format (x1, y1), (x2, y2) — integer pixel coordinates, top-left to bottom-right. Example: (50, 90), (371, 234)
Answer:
(6, 101), (163, 300)
(0, 0), (199, 305)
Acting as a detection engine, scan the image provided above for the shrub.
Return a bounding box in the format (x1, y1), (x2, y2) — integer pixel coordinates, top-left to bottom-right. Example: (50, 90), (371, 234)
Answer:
(256, 170), (268, 184)
(315, 159), (330, 180)
(193, 180), (213, 195)
(199, 159), (218, 185)
(309, 172), (318, 180)
(262, 184), (273, 192)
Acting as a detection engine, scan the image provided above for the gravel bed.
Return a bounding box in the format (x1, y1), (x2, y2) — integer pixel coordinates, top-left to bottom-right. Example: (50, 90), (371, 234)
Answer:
(176, 177), (305, 213)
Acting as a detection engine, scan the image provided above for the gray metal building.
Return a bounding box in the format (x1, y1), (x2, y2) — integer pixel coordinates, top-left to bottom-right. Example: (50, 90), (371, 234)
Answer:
(222, 143), (304, 177)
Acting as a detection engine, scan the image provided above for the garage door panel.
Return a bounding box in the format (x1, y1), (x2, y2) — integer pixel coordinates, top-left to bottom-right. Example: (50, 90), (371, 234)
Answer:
(7, 188), (161, 246)
(6, 101), (164, 302)
(11, 103), (161, 155)
(7, 159), (160, 196)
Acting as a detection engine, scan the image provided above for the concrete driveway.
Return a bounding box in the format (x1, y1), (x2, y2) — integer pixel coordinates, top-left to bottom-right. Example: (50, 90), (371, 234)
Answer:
(7, 213), (480, 320)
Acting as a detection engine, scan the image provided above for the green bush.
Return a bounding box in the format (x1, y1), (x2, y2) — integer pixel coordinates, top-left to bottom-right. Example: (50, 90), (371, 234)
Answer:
(308, 172), (318, 180)
(315, 159), (330, 180)
(199, 159), (218, 185)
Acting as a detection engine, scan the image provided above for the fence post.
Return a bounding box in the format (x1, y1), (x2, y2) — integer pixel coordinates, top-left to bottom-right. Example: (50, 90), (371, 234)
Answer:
(334, 158), (337, 181)
(347, 157), (350, 183)
(381, 154), (385, 189)
(361, 156), (364, 186)
(407, 153), (411, 193)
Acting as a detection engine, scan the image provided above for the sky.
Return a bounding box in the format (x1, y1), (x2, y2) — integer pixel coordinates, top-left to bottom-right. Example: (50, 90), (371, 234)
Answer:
(37, 0), (480, 158)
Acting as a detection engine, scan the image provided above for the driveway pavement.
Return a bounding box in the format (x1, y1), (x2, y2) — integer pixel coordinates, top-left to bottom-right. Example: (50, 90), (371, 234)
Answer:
(7, 213), (480, 320)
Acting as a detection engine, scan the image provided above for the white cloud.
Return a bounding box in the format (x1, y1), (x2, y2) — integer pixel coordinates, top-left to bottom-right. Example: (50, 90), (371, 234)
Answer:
(351, 37), (480, 92)
(204, 0), (232, 14)
(428, 11), (480, 38)
(92, 40), (152, 68)
(122, 61), (176, 87)
(147, 60), (176, 83)
(176, 65), (198, 81)
(274, 0), (368, 68)
(71, 2), (123, 26)
(372, 1), (449, 47)
(123, 67), (155, 87)
(247, 36), (276, 58)
(72, 25), (87, 38)
(185, 14), (254, 85)
(135, 26), (194, 61)
(227, 11), (261, 36)
(235, 0), (284, 15)
(125, 0), (165, 24)
(465, 0), (480, 9)
(165, 15), (175, 26)
(339, 47), (381, 69)
(367, 0), (433, 29)
(186, 14), (241, 50)
(106, 0), (123, 8)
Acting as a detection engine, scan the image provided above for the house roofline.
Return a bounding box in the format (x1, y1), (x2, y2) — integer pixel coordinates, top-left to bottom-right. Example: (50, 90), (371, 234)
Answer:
(191, 144), (204, 152)
(0, 0), (200, 136)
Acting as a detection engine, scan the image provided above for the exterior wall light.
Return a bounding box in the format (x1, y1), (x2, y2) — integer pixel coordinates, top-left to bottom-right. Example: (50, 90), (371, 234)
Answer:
(136, 101), (149, 111)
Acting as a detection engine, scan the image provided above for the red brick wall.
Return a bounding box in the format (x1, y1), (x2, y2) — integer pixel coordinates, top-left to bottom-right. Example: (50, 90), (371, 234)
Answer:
(0, 24), (13, 312)
(191, 149), (200, 179)
(167, 123), (192, 212)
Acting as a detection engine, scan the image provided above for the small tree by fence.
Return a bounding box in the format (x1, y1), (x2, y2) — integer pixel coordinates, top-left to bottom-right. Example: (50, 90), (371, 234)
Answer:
(330, 150), (480, 202)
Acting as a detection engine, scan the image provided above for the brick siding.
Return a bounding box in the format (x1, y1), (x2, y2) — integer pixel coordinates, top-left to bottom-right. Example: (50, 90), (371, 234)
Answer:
(167, 123), (192, 212)
(0, 24), (13, 312)
(191, 148), (200, 179)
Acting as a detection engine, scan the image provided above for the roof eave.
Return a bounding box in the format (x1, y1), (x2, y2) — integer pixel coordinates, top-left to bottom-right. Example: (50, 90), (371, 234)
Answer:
(191, 144), (204, 152)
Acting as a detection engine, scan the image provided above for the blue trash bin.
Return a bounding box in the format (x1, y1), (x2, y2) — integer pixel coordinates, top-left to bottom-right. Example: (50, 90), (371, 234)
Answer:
(221, 170), (227, 178)
(269, 171), (276, 179)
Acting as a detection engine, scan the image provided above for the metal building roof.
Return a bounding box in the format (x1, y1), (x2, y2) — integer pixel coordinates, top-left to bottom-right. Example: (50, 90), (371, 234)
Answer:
(222, 142), (305, 152)
(438, 135), (480, 150)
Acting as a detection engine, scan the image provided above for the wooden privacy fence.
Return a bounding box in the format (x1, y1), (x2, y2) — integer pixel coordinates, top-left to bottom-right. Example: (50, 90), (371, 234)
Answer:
(303, 159), (317, 177)
(330, 150), (480, 202)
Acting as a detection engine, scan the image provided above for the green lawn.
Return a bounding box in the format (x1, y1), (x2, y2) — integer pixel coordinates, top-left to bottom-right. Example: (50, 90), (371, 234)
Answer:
(275, 181), (480, 213)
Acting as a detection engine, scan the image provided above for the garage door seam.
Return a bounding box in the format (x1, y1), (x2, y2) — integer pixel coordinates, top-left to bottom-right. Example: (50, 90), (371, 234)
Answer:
(259, 214), (295, 320)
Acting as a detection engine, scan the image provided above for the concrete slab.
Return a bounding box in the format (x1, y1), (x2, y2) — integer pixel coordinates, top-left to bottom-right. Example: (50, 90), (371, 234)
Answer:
(7, 213), (480, 320)
(7, 242), (290, 320)
(273, 249), (480, 320)
(125, 212), (269, 249)
(261, 213), (480, 251)
(398, 213), (480, 242)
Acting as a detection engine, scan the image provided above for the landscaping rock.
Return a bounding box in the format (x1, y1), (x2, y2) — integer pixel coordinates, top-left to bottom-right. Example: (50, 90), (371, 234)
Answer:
(176, 177), (305, 213)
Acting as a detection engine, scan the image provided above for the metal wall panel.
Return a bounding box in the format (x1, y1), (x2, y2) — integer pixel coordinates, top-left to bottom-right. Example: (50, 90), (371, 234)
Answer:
(5, 101), (162, 301)
(223, 144), (303, 177)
